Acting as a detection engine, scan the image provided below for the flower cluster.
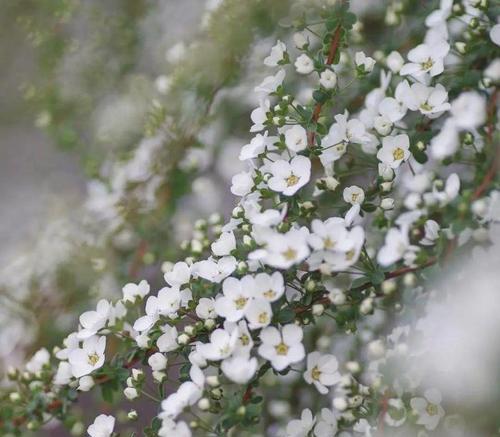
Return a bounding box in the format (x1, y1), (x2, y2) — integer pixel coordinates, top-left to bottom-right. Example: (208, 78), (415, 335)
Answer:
(1, 1), (499, 436)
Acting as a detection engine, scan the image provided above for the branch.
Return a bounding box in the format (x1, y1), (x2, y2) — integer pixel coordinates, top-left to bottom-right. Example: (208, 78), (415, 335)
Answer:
(307, 25), (343, 147)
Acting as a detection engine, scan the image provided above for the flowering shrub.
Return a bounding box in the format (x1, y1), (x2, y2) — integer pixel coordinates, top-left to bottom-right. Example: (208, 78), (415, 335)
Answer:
(1, 0), (499, 436)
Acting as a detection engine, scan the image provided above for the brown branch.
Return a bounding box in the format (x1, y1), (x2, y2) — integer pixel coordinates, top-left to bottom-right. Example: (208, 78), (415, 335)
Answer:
(307, 25), (343, 147)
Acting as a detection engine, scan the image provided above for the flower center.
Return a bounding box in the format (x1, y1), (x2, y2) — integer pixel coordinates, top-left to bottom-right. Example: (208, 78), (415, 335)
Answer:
(234, 296), (248, 310)
(345, 249), (355, 261)
(239, 334), (250, 346)
(275, 342), (289, 355)
(263, 289), (276, 299)
(421, 57), (434, 71)
(282, 247), (297, 261)
(286, 173), (300, 187)
(87, 353), (100, 366)
(420, 102), (432, 111)
(311, 366), (321, 381)
(258, 312), (269, 324)
(351, 193), (360, 203)
(392, 147), (405, 161)
(426, 403), (439, 416)
(324, 237), (335, 249)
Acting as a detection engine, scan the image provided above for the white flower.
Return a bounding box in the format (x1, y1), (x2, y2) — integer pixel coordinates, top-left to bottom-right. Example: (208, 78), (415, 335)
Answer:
(77, 299), (112, 339)
(386, 51), (404, 73)
(376, 134), (411, 169)
(430, 118), (459, 159)
(161, 365), (204, 419)
(198, 328), (238, 361)
(53, 362), (73, 385)
(294, 54), (314, 75)
(400, 41), (450, 80)
(250, 99), (270, 132)
(251, 227), (310, 269)
(164, 262), (191, 287)
(264, 40), (287, 67)
(157, 325), (178, 353)
(252, 271), (285, 302)
(87, 414), (115, 437)
(221, 355), (258, 384)
(490, 24), (500, 46)
(267, 155), (311, 196)
(225, 320), (254, 356)
(314, 408), (338, 437)
(231, 171), (254, 197)
(319, 69), (337, 89)
(255, 69), (286, 95)
(159, 418), (192, 437)
(211, 231), (236, 256)
(286, 409), (315, 437)
(193, 256), (237, 283)
(450, 91), (487, 130)
(215, 276), (254, 322)
(355, 51), (376, 73)
(26, 348), (50, 374)
(343, 185), (365, 205)
(258, 324), (305, 371)
(307, 218), (353, 253)
(374, 115), (393, 136)
(397, 81), (450, 118)
(148, 352), (168, 371)
(133, 286), (181, 332)
(122, 279), (150, 303)
(378, 96), (407, 123)
(485, 59), (500, 82)
(240, 131), (277, 160)
(410, 388), (445, 430)
(384, 398), (407, 427)
(68, 335), (106, 378)
(303, 352), (341, 394)
(196, 298), (216, 319)
(284, 125), (308, 152)
(244, 298), (273, 330)
(377, 227), (412, 266)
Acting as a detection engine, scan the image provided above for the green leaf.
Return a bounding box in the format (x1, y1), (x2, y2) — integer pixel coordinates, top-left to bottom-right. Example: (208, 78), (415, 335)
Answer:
(278, 308), (295, 323)
(369, 270), (385, 285)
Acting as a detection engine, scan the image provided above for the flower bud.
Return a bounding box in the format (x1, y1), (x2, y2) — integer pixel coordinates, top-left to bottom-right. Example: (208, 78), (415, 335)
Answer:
(333, 397), (348, 411)
(127, 410), (138, 421)
(360, 297), (374, 314)
(380, 198), (395, 210)
(177, 333), (190, 345)
(206, 375), (220, 387)
(198, 398), (210, 410)
(312, 304), (325, 316)
(124, 387), (139, 400)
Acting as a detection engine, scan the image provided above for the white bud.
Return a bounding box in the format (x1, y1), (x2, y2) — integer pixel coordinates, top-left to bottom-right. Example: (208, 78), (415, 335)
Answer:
(78, 376), (94, 392)
(148, 352), (167, 371)
(312, 304), (325, 316)
(124, 387), (139, 400)
(386, 51), (404, 73)
(184, 325), (195, 336)
(293, 32), (308, 49)
(177, 333), (190, 345)
(403, 273), (416, 287)
(325, 176), (340, 191)
(360, 297), (373, 314)
(152, 370), (166, 382)
(381, 279), (397, 295)
(319, 70), (337, 89)
(380, 198), (395, 210)
(380, 181), (393, 192)
(198, 398), (210, 410)
(204, 318), (216, 330)
(333, 397), (348, 411)
(368, 340), (386, 359)
(9, 392), (21, 402)
(206, 375), (220, 387)
(127, 410), (138, 421)
(345, 360), (361, 374)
